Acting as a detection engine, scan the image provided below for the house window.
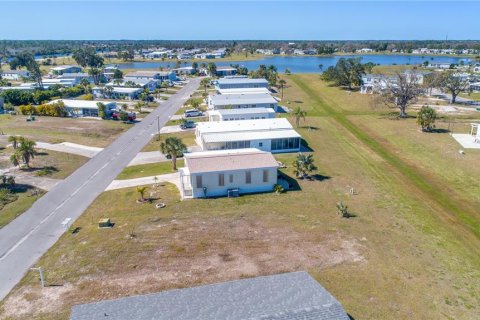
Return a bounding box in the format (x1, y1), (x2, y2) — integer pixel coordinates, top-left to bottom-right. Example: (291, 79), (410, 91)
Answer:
(196, 175), (203, 188)
(259, 142), (263, 147)
(245, 171), (252, 184)
(263, 170), (269, 183)
(218, 173), (225, 186)
(229, 174), (234, 183)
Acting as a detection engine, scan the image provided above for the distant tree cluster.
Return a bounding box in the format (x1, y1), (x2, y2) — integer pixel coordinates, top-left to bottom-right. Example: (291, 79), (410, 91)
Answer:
(321, 58), (365, 90)
(0, 85), (85, 106)
(250, 64), (278, 86)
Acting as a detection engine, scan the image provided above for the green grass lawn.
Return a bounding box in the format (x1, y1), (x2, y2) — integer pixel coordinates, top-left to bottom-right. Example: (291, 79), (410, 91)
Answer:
(116, 160), (184, 180)
(2, 75), (479, 320)
(28, 149), (89, 180)
(141, 131), (197, 152)
(0, 115), (129, 147)
(459, 92), (480, 101)
(0, 187), (45, 229)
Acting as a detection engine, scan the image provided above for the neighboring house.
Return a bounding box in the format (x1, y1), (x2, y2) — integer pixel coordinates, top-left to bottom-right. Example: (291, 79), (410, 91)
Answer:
(109, 78), (157, 92)
(124, 70), (177, 83)
(173, 66), (196, 75)
(69, 271), (350, 320)
(49, 65), (82, 75)
(49, 99), (117, 117)
(360, 71), (428, 94)
(57, 73), (94, 84)
(207, 93), (278, 111)
(92, 86), (143, 100)
(215, 77), (269, 90)
(470, 82), (480, 92)
(195, 118), (301, 153)
(1, 70), (30, 81)
(426, 62), (453, 69)
(103, 65), (120, 81)
(179, 148), (278, 198)
(217, 87), (271, 95)
(41, 78), (78, 88)
(216, 66), (237, 77)
(208, 107), (276, 121)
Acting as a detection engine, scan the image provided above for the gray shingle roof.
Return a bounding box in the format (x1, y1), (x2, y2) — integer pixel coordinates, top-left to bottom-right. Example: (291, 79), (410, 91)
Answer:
(70, 272), (349, 320)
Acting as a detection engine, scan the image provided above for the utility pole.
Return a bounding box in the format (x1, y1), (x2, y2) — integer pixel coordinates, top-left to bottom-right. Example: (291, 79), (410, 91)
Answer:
(30, 267), (45, 288)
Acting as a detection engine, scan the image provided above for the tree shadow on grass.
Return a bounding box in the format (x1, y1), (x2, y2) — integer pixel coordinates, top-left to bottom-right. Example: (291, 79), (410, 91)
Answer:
(309, 174), (331, 182)
(427, 128), (450, 133)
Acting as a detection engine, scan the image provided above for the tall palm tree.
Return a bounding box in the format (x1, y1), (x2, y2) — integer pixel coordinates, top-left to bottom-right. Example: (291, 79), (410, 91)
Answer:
(278, 79), (286, 99)
(200, 78), (210, 93)
(161, 81), (169, 94)
(160, 136), (186, 171)
(292, 107), (307, 128)
(10, 137), (36, 168)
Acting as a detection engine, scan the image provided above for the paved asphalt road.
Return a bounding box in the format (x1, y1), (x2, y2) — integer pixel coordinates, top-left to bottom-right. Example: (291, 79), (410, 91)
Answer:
(0, 78), (200, 301)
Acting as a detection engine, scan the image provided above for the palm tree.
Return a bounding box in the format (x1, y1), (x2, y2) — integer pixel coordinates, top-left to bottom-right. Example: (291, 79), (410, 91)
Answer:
(136, 186), (148, 202)
(160, 136), (186, 171)
(292, 153), (317, 179)
(200, 78), (210, 93)
(161, 81), (169, 94)
(292, 107), (307, 128)
(104, 86), (114, 99)
(278, 79), (286, 99)
(8, 136), (19, 149)
(10, 137), (36, 168)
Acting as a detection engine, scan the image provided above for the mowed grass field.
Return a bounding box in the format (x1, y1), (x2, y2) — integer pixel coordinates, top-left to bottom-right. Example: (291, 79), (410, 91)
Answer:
(0, 115), (129, 147)
(1, 75), (479, 320)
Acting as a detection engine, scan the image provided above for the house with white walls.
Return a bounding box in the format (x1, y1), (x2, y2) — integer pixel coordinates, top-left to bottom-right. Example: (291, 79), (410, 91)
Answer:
(179, 148), (279, 198)
(195, 118), (301, 153)
(208, 107), (275, 121)
(207, 93), (278, 111)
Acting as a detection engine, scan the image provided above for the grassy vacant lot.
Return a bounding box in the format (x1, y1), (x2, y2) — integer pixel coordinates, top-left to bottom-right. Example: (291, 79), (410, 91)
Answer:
(141, 131), (196, 152)
(0, 187), (45, 229)
(1, 75), (479, 320)
(117, 160), (183, 180)
(0, 115), (129, 147)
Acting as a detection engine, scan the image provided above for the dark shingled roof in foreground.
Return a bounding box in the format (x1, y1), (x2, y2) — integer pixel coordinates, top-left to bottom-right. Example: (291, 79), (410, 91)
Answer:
(69, 271), (350, 320)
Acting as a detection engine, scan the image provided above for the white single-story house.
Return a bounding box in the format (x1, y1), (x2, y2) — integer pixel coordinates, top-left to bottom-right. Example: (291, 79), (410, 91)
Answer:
(426, 62), (453, 69)
(49, 99), (117, 117)
(49, 65), (82, 75)
(207, 93), (278, 111)
(216, 66), (237, 77)
(173, 66), (196, 75)
(1, 70), (30, 81)
(217, 87), (271, 95)
(103, 65), (120, 80)
(92, 86), (143, 100)
(124, 70), (177, 82)
(469, 82), (480, 92)
(57, 72), (94, 84)
(215, 77), (269, 90)
(179, 148), (279, 198)
(196, 118), (301, 153)
(109, 78), (157, 92)
(208, 107), (275, 121)
(41, 78), (78, 88)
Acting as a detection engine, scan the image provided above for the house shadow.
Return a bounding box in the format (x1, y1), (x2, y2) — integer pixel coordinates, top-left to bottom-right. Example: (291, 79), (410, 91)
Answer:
(277, 171), (301, 191)
(300, 139), (314, 152)
(348, 314), (357, 320)
(276, 105), (289, 113)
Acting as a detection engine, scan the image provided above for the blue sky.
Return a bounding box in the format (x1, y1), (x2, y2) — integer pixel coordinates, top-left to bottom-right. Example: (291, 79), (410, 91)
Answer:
(1, 1), (479, 40)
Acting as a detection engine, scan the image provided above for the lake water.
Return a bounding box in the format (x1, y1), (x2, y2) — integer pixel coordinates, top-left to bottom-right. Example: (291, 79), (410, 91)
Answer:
(116, 54), (471, 73)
